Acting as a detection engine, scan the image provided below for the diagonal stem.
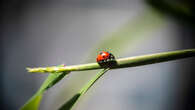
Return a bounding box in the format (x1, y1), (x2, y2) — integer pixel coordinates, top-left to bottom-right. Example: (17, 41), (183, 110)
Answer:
(59, 68), (110, 110)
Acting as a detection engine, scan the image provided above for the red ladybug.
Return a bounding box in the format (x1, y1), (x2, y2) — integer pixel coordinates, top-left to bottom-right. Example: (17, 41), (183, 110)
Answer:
(96, 51), (115, 63)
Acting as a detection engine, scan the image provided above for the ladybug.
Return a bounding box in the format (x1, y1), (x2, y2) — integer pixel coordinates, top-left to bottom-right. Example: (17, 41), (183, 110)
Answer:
(96, 51), (117, 68)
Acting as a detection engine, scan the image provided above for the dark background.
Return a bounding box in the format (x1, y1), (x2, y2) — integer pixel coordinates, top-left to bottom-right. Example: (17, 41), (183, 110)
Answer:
(1, 0), (195, 110)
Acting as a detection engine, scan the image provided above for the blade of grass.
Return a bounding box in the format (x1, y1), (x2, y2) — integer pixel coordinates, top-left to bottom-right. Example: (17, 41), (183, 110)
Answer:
(20, 65), (70, 110)
(59, 68), (110, 110)
(27, 49), (195, 73)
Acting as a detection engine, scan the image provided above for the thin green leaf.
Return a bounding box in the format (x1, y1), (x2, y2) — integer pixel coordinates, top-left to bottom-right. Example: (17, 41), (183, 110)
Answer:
(20, 93), (43, 110)
(59, 68), (110, 110)
(20, 65), (70, 110)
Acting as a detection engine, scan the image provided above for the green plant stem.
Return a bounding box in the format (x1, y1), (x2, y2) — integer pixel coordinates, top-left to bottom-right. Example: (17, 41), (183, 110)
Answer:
(27, 49), (195, 73)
